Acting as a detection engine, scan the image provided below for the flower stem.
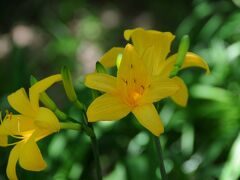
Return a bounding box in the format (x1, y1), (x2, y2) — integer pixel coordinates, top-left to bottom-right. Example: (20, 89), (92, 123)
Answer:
(153, 135), (167, 180)
(60, 122), (81, 130)
(82, 113), (102, 180)
(60, 66), (102, 179)
(90, 126), (102, 180)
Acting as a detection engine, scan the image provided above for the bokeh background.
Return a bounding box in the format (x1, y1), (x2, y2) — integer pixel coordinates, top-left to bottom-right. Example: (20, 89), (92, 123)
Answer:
(1, 0), (240, 179)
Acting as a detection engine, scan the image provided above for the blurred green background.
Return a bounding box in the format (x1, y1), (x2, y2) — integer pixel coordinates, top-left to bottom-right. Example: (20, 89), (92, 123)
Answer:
(1, 0), (240, 179)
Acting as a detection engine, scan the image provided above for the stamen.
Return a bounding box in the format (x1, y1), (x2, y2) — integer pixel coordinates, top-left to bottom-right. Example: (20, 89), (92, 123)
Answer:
(121, 78), (128, 85)
(1, 117), (24, 140)
(130, 64), (133, 68)
(140, 85), (145, 90)
(134, 79), (136, 83)
(1, 122), (24, 140)
(9, 134), (24, 139)
(4, 140), (23, 147)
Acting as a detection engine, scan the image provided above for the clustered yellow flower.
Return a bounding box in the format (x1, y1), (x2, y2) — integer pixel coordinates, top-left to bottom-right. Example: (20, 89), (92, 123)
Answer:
(0, 27), (209, 179)
(0, 75), (62, 180)
(85, 28), (209, 136)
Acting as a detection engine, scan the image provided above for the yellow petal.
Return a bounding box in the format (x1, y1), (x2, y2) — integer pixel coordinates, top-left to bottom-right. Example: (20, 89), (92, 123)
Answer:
(29, 74), (62, 111)
(132, 104), (164, 136)
(0, 135), (8, 147)
(124, 28), (175, 63)
(170, 77), (188, 107)
(141, 46), (162, 75)
(0, 115), (36, 136)
(100, 47), (124, 68)
(85, 73), (117, 93)
(0, 116), (9, 146)
(124, 27), (143, 40)
(117, 44), (150, 91)
(159, 52), (210, 76)
(7, 143), (22, 180)
(7, 88), (35, 117)
(19, 137), (47, 171)
(139, 76), (180, 105)
(35, 107), (60, 132)
(87, 93), (131, 122)
(34, 129), (53, 141)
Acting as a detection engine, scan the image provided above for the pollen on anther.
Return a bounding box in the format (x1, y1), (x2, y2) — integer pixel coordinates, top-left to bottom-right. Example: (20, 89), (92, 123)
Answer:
(130, 64), (133, 68)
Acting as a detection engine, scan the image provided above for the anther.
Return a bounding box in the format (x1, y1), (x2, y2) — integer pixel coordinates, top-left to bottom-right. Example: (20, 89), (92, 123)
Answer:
(121, 78), (128, 85)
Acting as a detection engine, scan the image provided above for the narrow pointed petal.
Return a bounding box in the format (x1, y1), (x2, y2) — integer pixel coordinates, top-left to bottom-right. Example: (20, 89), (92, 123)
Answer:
(142, 46), (162, 75)
(0, 115), (36, 136)
(29, 74), (62, 111)
(85, 73), (117, 93)
(87, 93), (131, 122)
(19, 137), (47, 171)
(7, 88), (35, 117)
(160, 52), (210, 76)
(124, 28), (175, 63)
(100, 47), (124, 68)
(7, 143), (22, 180)
(170, 77), (188, 107)
(139, 77), (180, 105)
(117, 44), (150, 90)
(132, 104), (164, 136)
(35, 107), (60, 132)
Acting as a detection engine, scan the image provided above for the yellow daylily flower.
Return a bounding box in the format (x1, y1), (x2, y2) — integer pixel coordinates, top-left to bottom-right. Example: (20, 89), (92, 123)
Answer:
(100, 27), (210, 107)
(85, 44), (184, 136)
(0, 74), (62, 180)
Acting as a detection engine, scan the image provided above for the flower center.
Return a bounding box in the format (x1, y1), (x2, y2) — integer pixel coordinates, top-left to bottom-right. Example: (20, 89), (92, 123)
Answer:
(128, 87), (144, 106)
(131, 91), (141, 102)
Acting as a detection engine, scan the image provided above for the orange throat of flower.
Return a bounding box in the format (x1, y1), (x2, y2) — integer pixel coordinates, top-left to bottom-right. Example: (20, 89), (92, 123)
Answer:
(128, 89), (143, 107)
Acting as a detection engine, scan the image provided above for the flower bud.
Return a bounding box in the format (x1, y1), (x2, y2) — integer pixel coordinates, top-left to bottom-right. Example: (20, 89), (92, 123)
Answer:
(61, 66), (85, 111)
(169, 35), (190, 78)
(61, 66), (77, 102)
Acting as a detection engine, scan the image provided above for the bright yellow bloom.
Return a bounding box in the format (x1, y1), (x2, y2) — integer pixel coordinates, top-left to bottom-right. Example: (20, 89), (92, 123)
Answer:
(85, 44), (184, 136)
(0, 74), (62, 180)
(100, 28), (209, 106)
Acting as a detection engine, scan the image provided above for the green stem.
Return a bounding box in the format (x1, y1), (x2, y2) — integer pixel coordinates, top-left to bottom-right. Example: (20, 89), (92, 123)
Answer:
(153, 135), (167, 180)
(74, 100), (86, 113)
(60, 122), (81, 131)
(82, 112), (102, 180)
(90, 127), (102, 180)
(61, 66), (102, 179)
